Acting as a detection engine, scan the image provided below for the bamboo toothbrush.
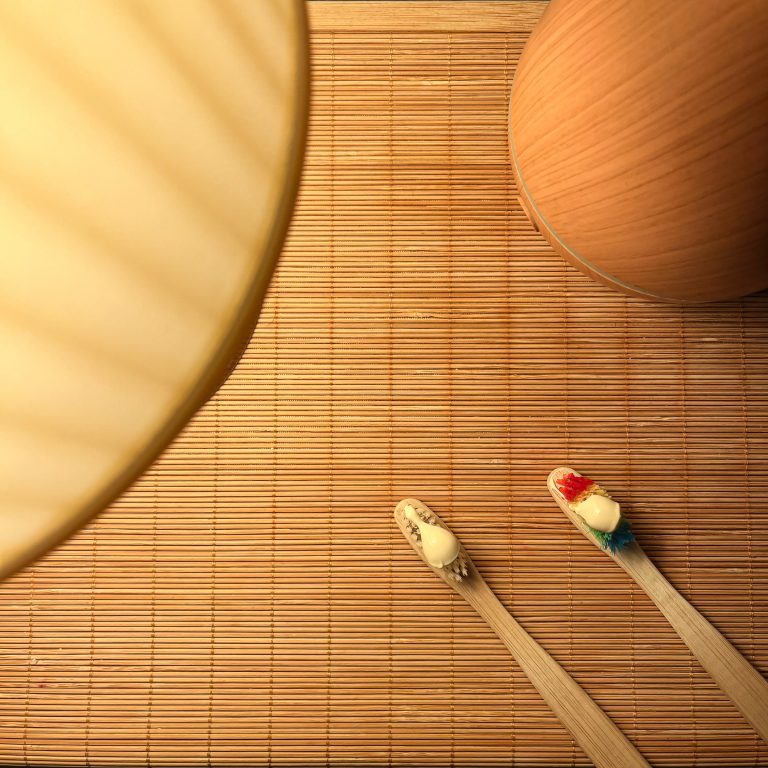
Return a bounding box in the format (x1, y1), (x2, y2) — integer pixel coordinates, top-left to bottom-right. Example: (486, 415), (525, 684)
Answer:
(548, 467), (768, 744)
(394, 498), (650, 768)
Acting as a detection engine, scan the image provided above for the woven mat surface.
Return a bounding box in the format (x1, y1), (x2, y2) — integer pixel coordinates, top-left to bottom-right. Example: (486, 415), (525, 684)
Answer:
(2, 3), (768, 765)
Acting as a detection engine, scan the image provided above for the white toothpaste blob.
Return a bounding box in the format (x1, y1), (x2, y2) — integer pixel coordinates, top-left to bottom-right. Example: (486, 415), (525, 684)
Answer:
(574, 494), (621, 533)
(404, 505), (460, 568)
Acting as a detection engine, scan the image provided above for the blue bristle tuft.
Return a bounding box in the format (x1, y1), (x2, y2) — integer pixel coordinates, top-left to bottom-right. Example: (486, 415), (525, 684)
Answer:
(587, 518), (635, 553)
(607, 519), (635, 553)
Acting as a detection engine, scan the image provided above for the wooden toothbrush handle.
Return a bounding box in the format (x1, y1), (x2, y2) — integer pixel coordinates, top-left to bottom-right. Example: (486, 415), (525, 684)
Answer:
(456, 578), (649, 768)
(617, 544), (768, 743)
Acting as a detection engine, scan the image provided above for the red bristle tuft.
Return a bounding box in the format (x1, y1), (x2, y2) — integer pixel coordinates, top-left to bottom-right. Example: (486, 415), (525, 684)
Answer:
(557, 472), (595, 502)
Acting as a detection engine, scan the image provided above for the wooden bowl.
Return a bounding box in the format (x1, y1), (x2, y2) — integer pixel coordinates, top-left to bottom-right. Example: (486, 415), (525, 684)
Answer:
(0, 1), (308, 580)
(509, 0), (768, 303)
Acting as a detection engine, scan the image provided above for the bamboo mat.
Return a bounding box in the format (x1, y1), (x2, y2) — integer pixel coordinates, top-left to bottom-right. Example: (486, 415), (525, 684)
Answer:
(2, 3), (768, 765)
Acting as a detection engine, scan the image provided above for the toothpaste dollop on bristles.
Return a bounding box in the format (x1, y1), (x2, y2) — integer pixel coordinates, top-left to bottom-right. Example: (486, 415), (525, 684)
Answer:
(404, 504), (460, 568)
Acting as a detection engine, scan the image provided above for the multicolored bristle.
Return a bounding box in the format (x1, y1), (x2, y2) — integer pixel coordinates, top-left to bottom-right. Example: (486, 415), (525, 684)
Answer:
(553, 470), (635, 554)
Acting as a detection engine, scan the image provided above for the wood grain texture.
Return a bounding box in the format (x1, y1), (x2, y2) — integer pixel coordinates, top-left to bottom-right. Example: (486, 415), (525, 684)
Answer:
(509, 0), (768, 302)
(1, 3), (768, 766)
(548, 469), (768, 745)
(395, 499), (650, 768)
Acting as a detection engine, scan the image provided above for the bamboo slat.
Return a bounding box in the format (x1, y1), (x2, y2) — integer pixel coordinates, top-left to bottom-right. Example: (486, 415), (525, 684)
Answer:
(1, 2), (767, 765)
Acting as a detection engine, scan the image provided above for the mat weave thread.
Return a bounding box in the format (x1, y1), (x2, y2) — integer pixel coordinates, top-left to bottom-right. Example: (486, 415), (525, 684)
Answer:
(2, 3), (767, 765)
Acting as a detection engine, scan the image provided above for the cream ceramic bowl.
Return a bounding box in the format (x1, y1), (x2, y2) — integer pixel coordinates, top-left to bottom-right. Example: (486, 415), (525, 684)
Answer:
(0, 1), (308, 579)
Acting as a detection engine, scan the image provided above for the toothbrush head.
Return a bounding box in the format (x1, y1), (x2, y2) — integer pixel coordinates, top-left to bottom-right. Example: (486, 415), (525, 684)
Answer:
(394, 498), (469, 582)
(548, 468), (635, 554)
